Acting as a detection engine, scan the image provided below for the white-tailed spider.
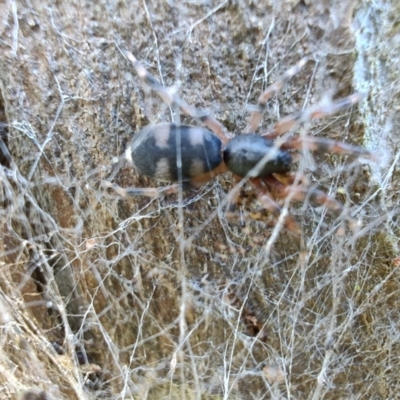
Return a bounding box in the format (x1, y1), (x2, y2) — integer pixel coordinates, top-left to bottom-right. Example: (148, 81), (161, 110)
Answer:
(104, 50), (375, 239)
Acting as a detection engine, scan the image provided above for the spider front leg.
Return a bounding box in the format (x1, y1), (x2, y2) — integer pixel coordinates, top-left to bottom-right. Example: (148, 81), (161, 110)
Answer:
(281, 136), (376, 160)
(249, 178), (302, 237)
(224, 175), (248, 226)
(264, 174), (358, 231)
(245, 58), (308, 133)
(124, 50), (232, 144)
(262, 93), (366, 140)
(226, 175), (242, 213)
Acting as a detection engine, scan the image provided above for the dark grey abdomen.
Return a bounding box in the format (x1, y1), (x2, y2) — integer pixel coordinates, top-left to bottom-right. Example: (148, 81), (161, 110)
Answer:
(128, 123), (223, 182)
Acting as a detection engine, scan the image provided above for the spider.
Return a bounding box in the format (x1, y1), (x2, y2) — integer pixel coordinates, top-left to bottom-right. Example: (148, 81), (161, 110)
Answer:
(104, 50), (375, 239)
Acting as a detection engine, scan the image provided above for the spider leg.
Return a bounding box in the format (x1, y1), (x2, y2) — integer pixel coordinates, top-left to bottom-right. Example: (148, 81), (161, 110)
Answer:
(286, 184), (359, 232)
(102, 180), (179, 198)
(263, 174), (358, 232)
(249, 178), (302, 237)
(272, 171), (309, 186)
(261, 93), (366, 140)
(245, 58), (308, 133)
(124, 50), (232, 144)
(263, 175), (358, 230)
(281, 136), (376, 160)
(226, 175), (242, 213)
(102, 164), (227, 198)
(189, 163), (229, 186)
(224, 175), (248, 226)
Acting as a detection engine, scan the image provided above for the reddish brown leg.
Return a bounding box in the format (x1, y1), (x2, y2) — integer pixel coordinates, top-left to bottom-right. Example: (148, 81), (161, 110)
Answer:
(226, 175), (242, 213)
(268, 174), (361, 233)
(245, 58), (308, 133)
(261, 93), (366, 140)
(189, 162), (228, 187)
(281, 136), (376, 160)
(224, 175), (246, 226)
(262, 175), (353, 220)
(272, 171), (309, 186)
(124, 50), (232, 144)
(249, 178), (302, 237)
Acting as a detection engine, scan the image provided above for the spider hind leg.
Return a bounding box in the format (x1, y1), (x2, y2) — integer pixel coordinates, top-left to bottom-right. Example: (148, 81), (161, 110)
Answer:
(102, 181), (180, 198)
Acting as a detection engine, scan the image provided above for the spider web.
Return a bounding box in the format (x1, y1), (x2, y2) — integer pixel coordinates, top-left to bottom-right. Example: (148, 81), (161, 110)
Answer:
(0, 1), (399, 399)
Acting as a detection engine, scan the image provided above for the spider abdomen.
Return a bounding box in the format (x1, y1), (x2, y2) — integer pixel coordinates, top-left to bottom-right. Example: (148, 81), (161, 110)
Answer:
(223, 134), (292, 177)
(127, 123), (223, 182)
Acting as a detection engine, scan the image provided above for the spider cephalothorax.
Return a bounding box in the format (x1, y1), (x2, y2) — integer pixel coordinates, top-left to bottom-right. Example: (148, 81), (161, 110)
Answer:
(104, 50), (375, 238)
(223, 134), (293, 177)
